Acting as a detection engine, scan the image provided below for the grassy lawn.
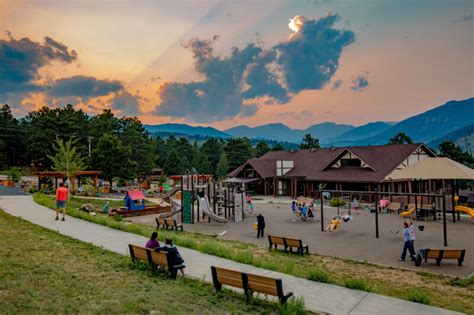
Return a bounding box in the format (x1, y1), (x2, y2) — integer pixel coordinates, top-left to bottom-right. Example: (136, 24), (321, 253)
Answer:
(34, 193), (474, 314)
(0, 209), (293, 314)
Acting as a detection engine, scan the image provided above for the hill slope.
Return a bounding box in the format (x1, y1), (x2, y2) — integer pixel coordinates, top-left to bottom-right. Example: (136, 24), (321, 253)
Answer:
(428, 124), (474, 154)
(224, 122), (355, 143)
(144, 123), (230, 138)
(352, 98), (474, 145)
(323, 121), (395, 146)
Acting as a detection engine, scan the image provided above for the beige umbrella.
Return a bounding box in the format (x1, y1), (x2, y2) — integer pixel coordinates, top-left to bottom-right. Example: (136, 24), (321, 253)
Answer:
(386, 157), (474, 247)
(386, 157), (474, 180)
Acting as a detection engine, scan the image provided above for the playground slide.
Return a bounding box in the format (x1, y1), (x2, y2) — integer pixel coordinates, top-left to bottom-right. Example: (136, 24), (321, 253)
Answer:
(198, 195), (228, 223)
(455, 206), (474, 218)
(158, 199), (182, 218)
(400, 206), (415, 218)
(161, 187), (180, 201)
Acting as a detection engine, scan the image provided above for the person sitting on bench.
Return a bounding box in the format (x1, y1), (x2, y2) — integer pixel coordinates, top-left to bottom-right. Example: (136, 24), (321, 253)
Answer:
(146, 231), (160, 249)
(154, 238), (185, 276)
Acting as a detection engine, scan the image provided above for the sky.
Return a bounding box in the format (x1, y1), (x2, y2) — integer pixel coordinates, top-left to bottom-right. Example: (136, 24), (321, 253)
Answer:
(1, 0), (473, 129)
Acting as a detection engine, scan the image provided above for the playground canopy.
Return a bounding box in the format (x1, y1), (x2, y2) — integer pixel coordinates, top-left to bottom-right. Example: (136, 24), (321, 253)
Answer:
(385, 157), (474, 180)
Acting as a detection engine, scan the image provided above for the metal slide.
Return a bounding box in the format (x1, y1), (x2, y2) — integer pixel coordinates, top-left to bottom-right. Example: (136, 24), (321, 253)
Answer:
(198, 195), (228, 223)
(158, 199), (182, 218)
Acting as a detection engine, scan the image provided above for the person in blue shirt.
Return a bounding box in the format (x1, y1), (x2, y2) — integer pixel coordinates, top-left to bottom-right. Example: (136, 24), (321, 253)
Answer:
(300, 203), (308, 221)
(399, 222), (415, 261)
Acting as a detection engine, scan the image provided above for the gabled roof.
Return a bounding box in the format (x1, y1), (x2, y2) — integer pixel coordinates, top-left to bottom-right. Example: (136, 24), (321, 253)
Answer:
(320, 148), (376, 172)
(228, 144), (435, 183)
(127, 190), (145, 200)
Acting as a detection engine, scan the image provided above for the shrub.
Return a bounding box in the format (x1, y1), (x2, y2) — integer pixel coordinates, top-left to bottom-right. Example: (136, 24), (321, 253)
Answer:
(406, 289), (431, 305)
(307, 269), (331, 283)
(6, 167), (21, 182)
(83, 184), (95, 196)
(278, 296), (307, 315)
(329, 197), (345, 207)
(447, 276), (474, 288)
(344, 278), (372, 292)
(113, 215), (123, 222)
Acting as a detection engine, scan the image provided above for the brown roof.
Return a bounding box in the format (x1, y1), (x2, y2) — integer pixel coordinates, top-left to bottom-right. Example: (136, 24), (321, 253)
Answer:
(229, 144), (435, 183)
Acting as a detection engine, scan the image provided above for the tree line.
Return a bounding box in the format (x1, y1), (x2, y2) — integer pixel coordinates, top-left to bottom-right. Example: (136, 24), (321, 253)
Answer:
(1, 104), (472, 184)
(0, 104), (299, 182)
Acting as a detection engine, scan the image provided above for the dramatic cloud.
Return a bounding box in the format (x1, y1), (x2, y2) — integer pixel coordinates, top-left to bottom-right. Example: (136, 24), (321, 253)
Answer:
(331, 79), (342, 91)
(155, 14), (355, 122)
(0, 34), (77, 96)
(274, 14), (355, 93)
(109, 90), (141, 116)
(47, 75), (123, 100)
(351, 75), (369, 92)
(239, 105), (259, 117)
(456, 13), (474, 23)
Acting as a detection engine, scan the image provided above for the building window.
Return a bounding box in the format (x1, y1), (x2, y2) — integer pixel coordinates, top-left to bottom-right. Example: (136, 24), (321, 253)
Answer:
(340, 158), (361, 167)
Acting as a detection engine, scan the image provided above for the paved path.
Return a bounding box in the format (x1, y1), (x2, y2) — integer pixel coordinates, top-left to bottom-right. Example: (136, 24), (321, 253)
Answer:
(0, 196), (459, 315)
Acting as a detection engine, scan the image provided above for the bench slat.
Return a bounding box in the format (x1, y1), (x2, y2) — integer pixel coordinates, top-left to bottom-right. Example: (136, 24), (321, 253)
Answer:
(149, 251), (168, 267)
(130, 245), (149, 261)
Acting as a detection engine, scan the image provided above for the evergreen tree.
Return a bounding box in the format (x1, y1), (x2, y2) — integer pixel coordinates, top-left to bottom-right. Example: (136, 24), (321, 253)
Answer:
(119, 117), (156, 179)
(299, 133), (320, 149)
(90, 134), (137, 187)
(271, 143), (285, 151)
(215, 152), (229, 179)
(0, 104), (22, 168)
(224, 137), (254, 172)
(388, 132), (413, 144)
(201, 137), (224, 173)
(438, 140), (474, 167)
(255, 141), (270, 157)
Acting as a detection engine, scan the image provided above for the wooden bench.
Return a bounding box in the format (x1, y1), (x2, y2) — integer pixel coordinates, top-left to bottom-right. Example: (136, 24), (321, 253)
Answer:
(165, 219), (183, 231)
(268, 235), (309, 255)
(415, 248), (466, 267)
(155, 218), (183, 231)
(155, 218), (167, 229)
(128, 244), (185, 278)
(211, 266), (293, 304)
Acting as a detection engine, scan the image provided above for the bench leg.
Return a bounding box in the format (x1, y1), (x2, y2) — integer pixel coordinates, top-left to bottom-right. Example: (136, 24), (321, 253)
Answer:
(436, 258), (441, 266)
(458, 258), (463, 267)
(280, 292), (293, 304)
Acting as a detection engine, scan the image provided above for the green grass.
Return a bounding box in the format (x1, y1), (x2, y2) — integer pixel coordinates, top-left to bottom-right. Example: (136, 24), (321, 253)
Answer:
(0, 209), (283, 314)
(447, 276), (474, 288)
(343, 278), (372, 292)
(33, 193), (474, 314)
(406, 289), (431, 305)
(306, 269), (331, 283)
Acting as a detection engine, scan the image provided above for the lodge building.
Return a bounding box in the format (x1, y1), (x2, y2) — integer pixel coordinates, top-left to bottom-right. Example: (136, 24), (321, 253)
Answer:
(228, 144), (437, 198)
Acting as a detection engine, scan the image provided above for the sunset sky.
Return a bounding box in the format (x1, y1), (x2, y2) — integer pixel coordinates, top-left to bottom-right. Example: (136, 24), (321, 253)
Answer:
(1, 0), (473, 129)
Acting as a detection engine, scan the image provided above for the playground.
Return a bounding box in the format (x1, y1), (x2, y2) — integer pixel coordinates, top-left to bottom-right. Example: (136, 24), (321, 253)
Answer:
(128, 193), (474, 277)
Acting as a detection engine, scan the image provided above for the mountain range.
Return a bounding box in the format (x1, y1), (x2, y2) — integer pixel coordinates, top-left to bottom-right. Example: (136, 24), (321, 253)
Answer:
(144, 97), (474, 151)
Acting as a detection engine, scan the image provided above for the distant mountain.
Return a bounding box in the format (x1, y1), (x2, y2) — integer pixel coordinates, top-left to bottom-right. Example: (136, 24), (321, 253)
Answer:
(323, 121), (395, 146)
(144, 123), (230, 138)
(224, 123), (300, 142)
(304, 122), (354, 142)
(428, 124), (474, 154)
(351, 98), (474, 146)
(224, 122), (355, 143)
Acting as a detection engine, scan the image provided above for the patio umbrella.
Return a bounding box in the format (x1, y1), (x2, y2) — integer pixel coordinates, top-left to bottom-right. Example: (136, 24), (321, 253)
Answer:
(386, 157), (474, 246)
(385, 157), (474, 180)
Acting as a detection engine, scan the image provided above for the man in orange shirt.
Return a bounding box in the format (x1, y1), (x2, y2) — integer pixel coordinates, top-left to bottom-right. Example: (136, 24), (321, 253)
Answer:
(56, 182), (69, 221)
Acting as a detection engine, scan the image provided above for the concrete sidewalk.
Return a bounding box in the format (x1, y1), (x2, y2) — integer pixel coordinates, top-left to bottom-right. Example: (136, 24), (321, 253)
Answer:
(0, 196), (459, 315)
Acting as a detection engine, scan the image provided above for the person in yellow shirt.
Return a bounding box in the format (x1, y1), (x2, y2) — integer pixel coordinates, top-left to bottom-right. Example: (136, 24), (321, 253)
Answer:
(325, 217), (341, 232)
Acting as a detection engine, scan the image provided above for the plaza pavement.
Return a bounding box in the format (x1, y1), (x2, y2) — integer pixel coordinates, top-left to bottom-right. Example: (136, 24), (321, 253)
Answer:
(0, 195), (461, 315)
(128, 198), (474, 278)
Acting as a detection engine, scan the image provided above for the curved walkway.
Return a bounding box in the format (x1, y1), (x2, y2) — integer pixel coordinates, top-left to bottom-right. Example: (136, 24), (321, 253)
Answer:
(0, 196), (459, 315)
